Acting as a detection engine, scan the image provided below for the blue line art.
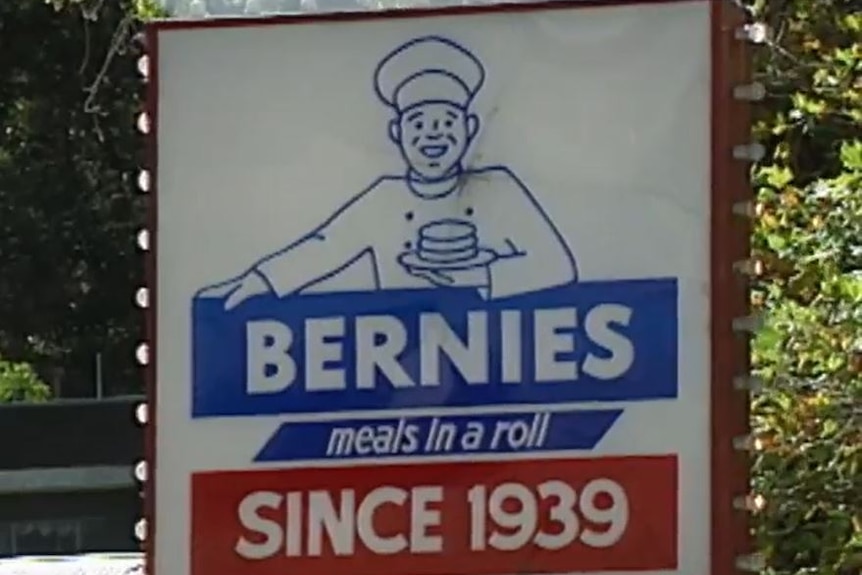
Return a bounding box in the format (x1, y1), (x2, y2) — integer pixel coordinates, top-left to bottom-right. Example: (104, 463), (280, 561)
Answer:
(253, 409), (625, 463)
(195, 35), (578, 309)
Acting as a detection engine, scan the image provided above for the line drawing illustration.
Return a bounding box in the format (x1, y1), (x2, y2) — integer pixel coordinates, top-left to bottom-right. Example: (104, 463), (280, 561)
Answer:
(196, 35), (579, 309)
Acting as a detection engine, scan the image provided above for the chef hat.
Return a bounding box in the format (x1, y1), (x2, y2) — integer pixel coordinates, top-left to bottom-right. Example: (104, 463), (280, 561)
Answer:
(374, 36), (485, 112)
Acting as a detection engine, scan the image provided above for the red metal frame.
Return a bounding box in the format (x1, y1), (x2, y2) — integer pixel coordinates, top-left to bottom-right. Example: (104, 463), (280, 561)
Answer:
(143, 1), (753, 574)
(143, 21), (158, 573)
(710, 0), (754, 572)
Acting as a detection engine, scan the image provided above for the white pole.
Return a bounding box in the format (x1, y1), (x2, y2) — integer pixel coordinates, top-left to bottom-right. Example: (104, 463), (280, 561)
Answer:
(95, 353), (104, 399)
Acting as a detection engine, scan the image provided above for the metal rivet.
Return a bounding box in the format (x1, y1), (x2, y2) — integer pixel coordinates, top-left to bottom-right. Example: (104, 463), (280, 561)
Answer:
(134, 518), (147, 542)
(733, 143), (766, 162)
(732, 201), (756, 218)
(132, 32), (148, 51)
(733, 375), (764, 393)
(137, 55), (150, 80)
(136, 112), (150, 135)
(135, 403), (148, 425)
(736, 553), (767, 572)
(733, 493), (766, 512)
(733, 259), (764, 277)
(137, 170), (151, 193)
(733, 314), (765, 334)
(733, 435), (763, 452)
(733, 82), (766, 101)
(137, 229), (150, 251)
(734, 23), (769, 44)
(136, 343), (150, 366)
(134, 460), (148, 482)
(135, 287), (150, 309)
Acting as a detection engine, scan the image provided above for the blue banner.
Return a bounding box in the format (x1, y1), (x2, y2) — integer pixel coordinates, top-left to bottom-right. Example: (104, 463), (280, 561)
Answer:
(192, 278), (677, 418)
(254, 409), (623, 462)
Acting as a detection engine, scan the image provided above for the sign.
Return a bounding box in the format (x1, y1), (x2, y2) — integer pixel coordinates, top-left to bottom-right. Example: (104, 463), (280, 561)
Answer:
(192, 457), (677, 575)
(146, 2), (752, 575)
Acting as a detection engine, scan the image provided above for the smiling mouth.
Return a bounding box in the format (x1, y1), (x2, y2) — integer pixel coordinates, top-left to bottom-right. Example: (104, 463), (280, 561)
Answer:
(419, 144), (448, 159)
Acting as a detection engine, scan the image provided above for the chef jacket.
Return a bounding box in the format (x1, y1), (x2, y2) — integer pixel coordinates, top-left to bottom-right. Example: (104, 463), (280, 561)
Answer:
(254, 166), (578, 300)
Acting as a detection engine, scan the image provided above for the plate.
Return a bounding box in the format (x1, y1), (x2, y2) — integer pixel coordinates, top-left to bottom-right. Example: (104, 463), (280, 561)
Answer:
(398, 248), (497, 271)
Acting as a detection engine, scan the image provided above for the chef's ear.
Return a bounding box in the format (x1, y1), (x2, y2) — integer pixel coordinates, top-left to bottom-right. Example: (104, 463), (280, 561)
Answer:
(388, 119), (402, 144)
(467, 114), (480, 140)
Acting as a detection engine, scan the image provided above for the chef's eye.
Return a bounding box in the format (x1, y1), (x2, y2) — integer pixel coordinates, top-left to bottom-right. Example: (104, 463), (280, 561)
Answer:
(444, 119), (453, 128)
(413, 121), (424, 130)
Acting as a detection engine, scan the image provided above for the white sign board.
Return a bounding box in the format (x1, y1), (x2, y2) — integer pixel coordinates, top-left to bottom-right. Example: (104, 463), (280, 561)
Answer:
(147, 2), (752, 575)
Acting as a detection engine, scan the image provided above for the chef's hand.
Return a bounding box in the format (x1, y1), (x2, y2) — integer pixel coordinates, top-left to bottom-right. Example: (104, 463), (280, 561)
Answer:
(406, 266), (490, 292)
(196, 270), (271, 311)
(195, 279), (240, 302)
(223, 270), (271, 310)
(495, 239), (527, 260)
(408, 268), (455, 286)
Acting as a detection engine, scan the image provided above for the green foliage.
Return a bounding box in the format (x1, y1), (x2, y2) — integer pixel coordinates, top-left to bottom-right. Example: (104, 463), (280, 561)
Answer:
(44, 0), (168, 18)
(0, 0), (146, 397)
(0, 358), (52, 403)
(134, 0), (169, 19)
(749, 0), (862, 573)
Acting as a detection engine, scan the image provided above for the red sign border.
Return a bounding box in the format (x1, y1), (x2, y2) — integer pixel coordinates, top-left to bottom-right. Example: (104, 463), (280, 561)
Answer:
(143, 1), (753, 573)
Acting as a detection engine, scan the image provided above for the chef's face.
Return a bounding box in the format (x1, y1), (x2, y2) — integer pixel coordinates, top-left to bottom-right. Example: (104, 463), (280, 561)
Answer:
(391, 102), (479, 180)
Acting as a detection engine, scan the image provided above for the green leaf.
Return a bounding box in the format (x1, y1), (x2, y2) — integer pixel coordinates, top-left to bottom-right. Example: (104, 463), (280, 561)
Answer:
(839, 140), (862, 171)
(0, 358), (52, 403)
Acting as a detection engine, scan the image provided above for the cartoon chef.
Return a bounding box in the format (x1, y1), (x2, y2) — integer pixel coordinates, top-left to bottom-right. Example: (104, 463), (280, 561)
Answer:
(197, 35), (578, 310)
